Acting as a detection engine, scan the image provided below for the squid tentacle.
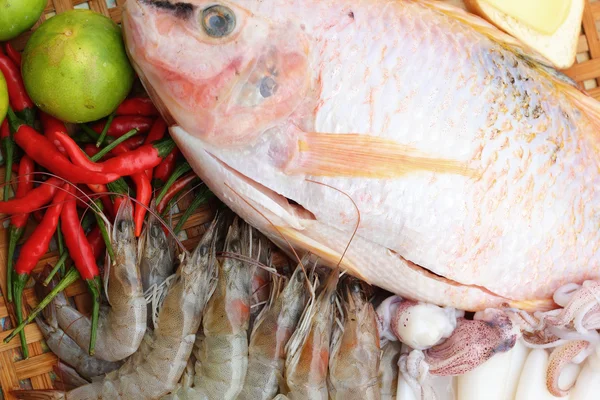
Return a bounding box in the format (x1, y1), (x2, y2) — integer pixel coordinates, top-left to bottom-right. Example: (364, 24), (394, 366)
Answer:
(546, 340), (589, 397)
(398, 350), (438, 400)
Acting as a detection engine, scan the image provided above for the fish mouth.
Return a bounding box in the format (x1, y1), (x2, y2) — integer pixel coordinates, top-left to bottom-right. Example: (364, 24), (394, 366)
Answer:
(208, 152), (316, 229)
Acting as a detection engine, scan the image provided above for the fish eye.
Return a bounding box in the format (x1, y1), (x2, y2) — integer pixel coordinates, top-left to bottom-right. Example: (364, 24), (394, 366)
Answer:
(259, 76), (278, 98)
(202, 5), (236, 38)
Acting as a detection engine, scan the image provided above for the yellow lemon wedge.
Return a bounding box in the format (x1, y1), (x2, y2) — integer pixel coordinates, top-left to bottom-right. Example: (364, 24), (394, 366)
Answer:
(481, 0), (571, 35)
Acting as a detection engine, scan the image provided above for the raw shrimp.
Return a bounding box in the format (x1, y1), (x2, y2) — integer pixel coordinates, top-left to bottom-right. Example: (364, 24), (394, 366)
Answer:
(379, 341), (401, 399)
(191, 217), (256, 400)
(54, 200), (146, 362)
(14, 214), (223, 400)
(34, 273), (121, 380)
(140, 209), (175, 328)
(237, 259), (308, 400)
(282, 269), (339, 399)
(328, 279), (381, 399)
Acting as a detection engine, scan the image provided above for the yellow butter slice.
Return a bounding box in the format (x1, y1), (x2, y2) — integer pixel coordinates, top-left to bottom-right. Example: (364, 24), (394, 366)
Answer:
(481, 0), (571, 35)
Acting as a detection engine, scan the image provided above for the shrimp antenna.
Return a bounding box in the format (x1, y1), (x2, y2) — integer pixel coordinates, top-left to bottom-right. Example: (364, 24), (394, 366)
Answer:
(224, 182), (314, 295)
(304, 179), (361, 269)
(217, 252), (279, 275)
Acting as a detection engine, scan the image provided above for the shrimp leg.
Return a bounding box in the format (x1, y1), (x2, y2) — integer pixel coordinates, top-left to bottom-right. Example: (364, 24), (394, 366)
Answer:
(53, 201), (147, 361)
(237, 258), (308, 400)
(328, 279), (381, 399)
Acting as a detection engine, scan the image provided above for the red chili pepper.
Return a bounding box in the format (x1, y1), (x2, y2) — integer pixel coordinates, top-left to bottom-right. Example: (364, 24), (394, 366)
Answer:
(99, 139), (175, 176)
(157, 172), (198, 213)
(0, 54), (34, 124)
(116, 135), (145, 153)
(4, 43), (22, 67)
(54, 131), (102, 172)
(153, 147), (179, 184)
(130, 172), (151, 237)
(86, 226), (106, 259)
(14, 188), (68, 276)
(40, 112), (68, 155)
(10, 155), (34, 228)
(55, 132), (150, 204)
(7, 111), (120, 184)
(86, 137), (143, 159)
(115, 97), (158, 117)
(1, 119), (9, 139)
(4, 42), (21, 68)
(145, 118), (167, 144)
(6, 155), (34, 303)
(144, 119), (167, 178)
(0, 176), (63, 214)
(113, 196), (125, 215)
(61, 187), (100, 281)
(87, 184), (108, 194)
(84, 144), (100, 158)
(60, 185), (102, 355)
(12, 185), (69, 359)
(33, 209), (44, 222)
(100, 195), (114, 220)
(91, 116), (153, 137)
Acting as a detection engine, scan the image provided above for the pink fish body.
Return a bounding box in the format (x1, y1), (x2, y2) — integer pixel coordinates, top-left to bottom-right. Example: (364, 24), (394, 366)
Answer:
(123, 0), (600, 311)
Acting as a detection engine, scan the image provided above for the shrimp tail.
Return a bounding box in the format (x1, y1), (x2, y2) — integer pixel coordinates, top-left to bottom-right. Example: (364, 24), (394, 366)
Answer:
(10, 390), (65, 400)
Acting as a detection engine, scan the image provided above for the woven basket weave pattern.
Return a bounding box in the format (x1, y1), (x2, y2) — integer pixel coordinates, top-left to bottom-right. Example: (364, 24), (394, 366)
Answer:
(0, 0), (599, 398)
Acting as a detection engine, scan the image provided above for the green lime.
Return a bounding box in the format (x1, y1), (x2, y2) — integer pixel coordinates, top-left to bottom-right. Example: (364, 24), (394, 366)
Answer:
(0, 72), (7, 125)
(21, 10), (134, 123)
(0, 0), (47, 41)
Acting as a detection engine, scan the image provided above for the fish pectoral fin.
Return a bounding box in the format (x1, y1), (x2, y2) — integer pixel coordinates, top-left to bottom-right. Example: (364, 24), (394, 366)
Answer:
(285, 132), (475, 179)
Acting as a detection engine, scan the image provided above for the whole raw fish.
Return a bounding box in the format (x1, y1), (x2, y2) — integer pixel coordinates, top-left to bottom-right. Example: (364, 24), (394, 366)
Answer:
(122, 0), (600, 311)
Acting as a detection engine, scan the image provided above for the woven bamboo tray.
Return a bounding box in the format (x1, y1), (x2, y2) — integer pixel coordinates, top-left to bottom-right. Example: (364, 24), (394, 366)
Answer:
(0, 0), (599, 398)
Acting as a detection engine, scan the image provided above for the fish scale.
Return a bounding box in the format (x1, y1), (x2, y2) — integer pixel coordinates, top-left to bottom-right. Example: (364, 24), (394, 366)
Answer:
(123, 0), (600, 311)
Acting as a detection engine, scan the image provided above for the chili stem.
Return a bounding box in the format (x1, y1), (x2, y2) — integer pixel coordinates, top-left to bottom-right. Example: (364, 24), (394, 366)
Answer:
(56, 221), (65, 255)
(56, 221), (66, 275)
(15, 109), (36, 128)
(12, 272), (29, 359)
(80, 124), (100, 140)
(155, 162), (191, 205)
(6, 226), (24, 302)
(43, 251), (69, 286)
(91, 129), (138, 162)
(2, 137), (14, 201)
(96, 113), (115, 148)
(93, 200), (115, 260)
(4, 268), (80, 343)
(86, 276), (102, 355)
(173, 188), (214, 234)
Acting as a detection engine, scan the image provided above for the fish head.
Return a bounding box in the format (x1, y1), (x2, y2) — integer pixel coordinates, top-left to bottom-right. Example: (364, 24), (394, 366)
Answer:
(123, 0), (324, 264)
(122, 0), (312, 148)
